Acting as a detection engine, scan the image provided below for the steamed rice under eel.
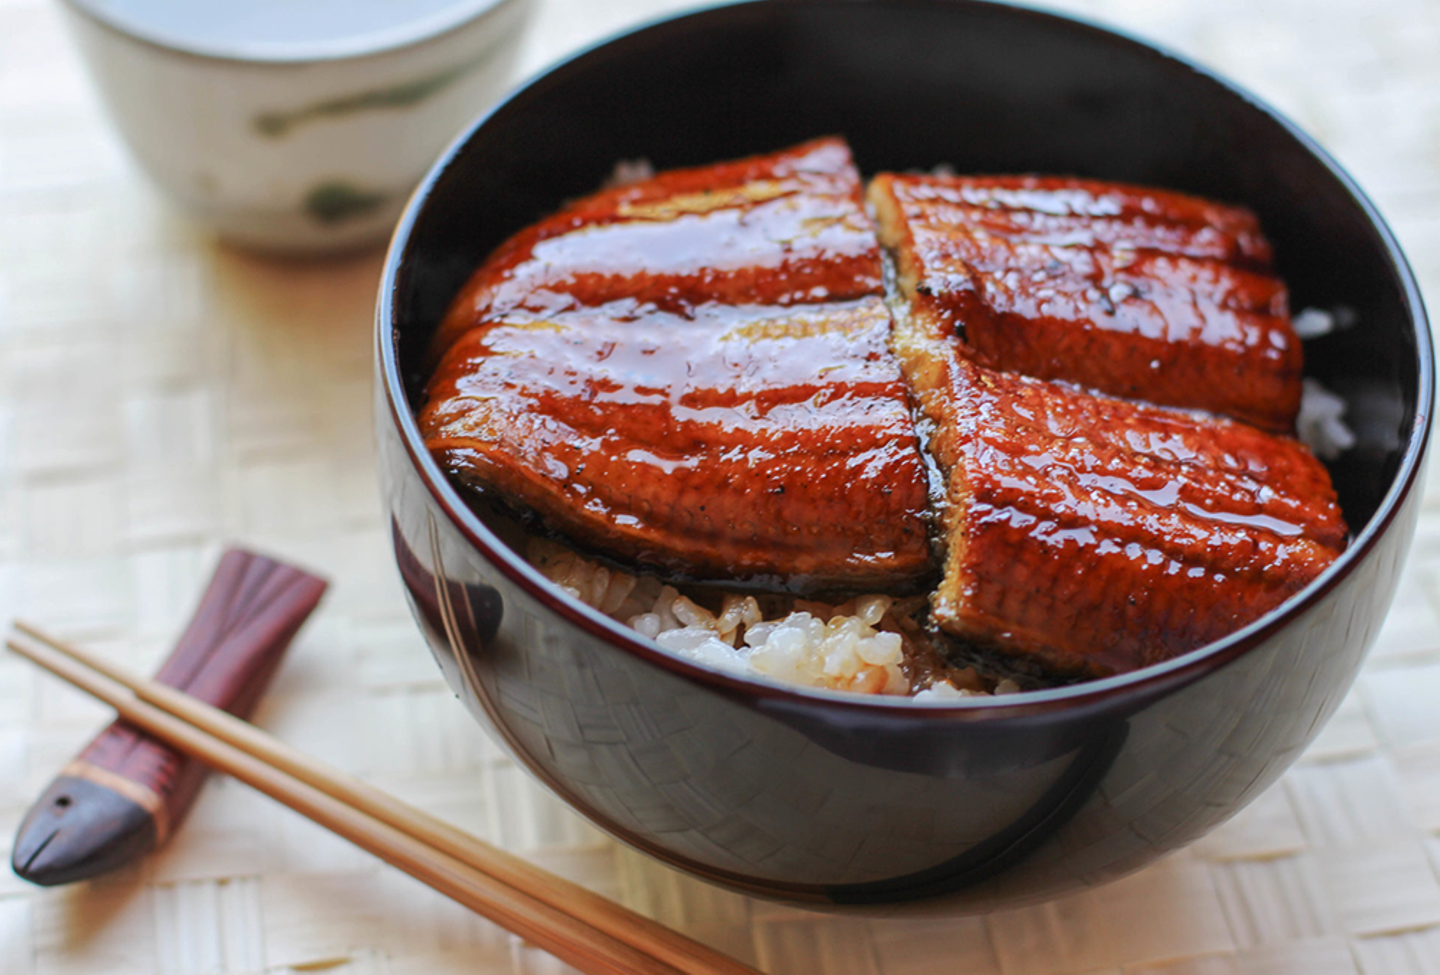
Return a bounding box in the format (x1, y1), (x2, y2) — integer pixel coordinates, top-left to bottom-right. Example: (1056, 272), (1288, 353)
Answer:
(420, 138), (1347, 684)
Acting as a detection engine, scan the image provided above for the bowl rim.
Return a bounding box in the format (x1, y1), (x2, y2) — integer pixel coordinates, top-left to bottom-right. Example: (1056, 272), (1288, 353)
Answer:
(58, 0), (525, 65)
(377, 0), (1435, 718)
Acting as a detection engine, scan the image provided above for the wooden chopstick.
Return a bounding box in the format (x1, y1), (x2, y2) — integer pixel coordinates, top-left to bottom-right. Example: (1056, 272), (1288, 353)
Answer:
(6, 632), (669, 975)
(8, 623), (761, 975)
(12, 620), (754, 975)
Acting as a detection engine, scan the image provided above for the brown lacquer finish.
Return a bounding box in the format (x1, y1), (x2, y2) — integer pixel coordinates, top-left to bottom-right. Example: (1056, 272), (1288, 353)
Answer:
(421, 138), (933, 591)
(869, 174), (1303, 432)
(898, 328), (1346, 675)
(427, 137), (885, 364)
(379, 0), (1430, 910)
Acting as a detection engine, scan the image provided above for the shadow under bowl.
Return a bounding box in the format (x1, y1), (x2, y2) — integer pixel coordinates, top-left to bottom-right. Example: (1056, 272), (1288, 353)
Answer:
(375, 0), (1433, 912)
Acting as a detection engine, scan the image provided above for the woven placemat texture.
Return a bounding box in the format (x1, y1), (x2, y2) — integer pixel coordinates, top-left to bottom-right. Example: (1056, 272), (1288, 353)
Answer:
(1, 0), (1438, 971)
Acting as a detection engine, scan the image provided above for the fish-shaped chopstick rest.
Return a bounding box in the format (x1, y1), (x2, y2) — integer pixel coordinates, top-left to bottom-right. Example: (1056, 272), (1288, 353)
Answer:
(11, 548), (327, 885)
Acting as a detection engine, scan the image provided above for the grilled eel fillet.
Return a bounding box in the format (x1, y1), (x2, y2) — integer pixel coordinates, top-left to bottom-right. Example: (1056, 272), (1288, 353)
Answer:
(422, 138), (1347, 674)
(895, 330), (1345, 676)
(868, 174), (1302, 433)
(427, 137), (887, 366)
(420, 139), (934, 591)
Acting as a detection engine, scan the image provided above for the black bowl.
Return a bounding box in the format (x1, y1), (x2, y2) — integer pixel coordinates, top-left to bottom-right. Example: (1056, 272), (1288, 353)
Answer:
(376, 0), (1432, 910)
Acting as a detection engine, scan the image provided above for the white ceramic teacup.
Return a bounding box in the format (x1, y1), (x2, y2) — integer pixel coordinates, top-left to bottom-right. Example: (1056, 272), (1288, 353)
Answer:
(60, 0), (531, 254)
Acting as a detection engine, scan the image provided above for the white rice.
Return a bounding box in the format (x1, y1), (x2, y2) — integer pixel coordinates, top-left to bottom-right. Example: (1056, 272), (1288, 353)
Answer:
(527, 538), (1010, 698)
(1291, 307), (1358, 462)
(1297, 378), (1357, 461)
(603, 158), (657, 189)
(1292, 305), (1357, 340)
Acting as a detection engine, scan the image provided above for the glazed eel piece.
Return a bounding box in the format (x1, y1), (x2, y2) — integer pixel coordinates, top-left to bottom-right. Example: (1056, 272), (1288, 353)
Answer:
(426, 136), (887, 365)
(893, 331), (1345, 677)
(868, 174), (1302, 433)
(420, 138), (934, 592)
(422, 138), (1346, 675)
(868, 171), (1341, 674)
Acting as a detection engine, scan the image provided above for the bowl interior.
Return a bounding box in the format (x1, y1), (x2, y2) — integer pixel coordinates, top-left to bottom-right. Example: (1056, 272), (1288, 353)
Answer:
(388, 0), (1430, 629)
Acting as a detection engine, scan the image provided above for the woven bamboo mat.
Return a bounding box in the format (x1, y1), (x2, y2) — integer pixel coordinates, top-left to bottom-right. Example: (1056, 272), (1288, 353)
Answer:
(1, 0), (1438, 971)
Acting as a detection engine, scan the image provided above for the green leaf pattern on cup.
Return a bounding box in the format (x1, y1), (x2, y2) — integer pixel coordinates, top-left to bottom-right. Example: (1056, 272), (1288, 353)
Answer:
(254, 49), (489, 137)
(304, 181), (390, 224)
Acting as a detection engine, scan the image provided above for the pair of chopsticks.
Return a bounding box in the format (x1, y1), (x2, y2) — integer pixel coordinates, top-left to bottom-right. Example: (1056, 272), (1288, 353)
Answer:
(7, 621), (759, 975)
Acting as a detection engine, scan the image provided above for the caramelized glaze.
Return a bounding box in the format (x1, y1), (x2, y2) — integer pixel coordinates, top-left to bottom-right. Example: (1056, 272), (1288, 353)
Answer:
(422, 139), (933, 591)
(869, 174), (1302, 432)
(428, 137), (884, 363)
(423, 138), (1348, 680)
(422, 299), (933, 589)
(901, 338), (1344, 676)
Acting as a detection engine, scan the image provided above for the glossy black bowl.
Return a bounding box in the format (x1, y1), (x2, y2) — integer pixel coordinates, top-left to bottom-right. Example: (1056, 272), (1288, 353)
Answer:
(376, 0), (1432, 910)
